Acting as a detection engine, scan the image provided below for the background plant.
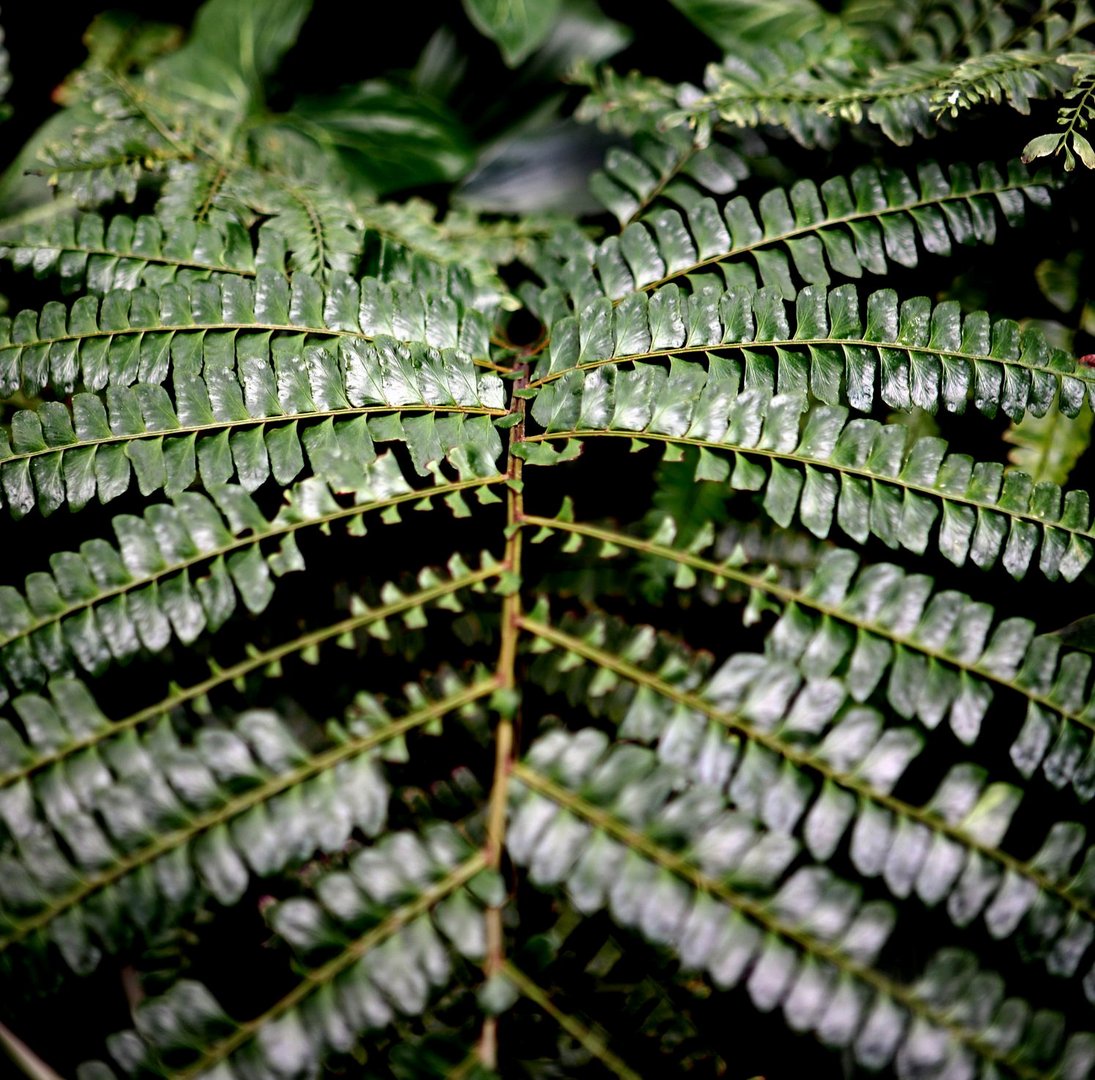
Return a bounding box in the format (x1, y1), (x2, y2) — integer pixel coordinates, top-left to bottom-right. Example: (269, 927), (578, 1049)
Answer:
(2, 1), (1095, 1077)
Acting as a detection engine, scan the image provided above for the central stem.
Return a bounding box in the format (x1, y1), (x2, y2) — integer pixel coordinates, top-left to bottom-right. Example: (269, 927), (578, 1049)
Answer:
(479, 357), (528, 1068)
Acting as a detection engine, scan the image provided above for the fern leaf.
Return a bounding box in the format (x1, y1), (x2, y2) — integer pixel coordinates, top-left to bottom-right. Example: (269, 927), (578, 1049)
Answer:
(160, 163), (365, 282)
(848, 0), (1095, 63)
(0, 269), (496, 400)
(0, 211), (263, 294)
(0, 674), (492, 973)
(82, 831), (493, 1076)
(526, 282), (1091, 420)
(589, 132), (750, 229)
(0, 560), (500, 789)
(510, 731), (1095, 1078)
(522, 365), (1095, 580)
(0, 325), (503, 518)
(521, 610), (1095, 987)
(33, 68), (202, 209)
(357, 197), (547, 313)
(524, 516), (1095, 796)
(0, 465), (504, 697)
(540, 160), (1050, 301)
(683, 45), (1072, 147)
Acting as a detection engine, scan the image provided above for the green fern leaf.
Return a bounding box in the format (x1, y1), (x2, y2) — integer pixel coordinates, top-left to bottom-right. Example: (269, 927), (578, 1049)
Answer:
(0, 211), (262, 294)
(541, 160), (1049, 302)
(510, 729), (1095, 1078)
(526, 283), (1091, 420)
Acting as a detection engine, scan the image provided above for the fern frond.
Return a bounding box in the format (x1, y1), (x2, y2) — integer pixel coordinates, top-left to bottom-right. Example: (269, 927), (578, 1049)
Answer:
(526, 283), (1091, 420)
(538, 160), (1048, 303)
(522, 365), (1095, 580)
(510, 731), (1095, 1079)
(589, 132), (750, 229)
(154, 159), (247, 229)
(0, 676), (492, 975)
(524, 516), (1095, 795)
(0, 269), (496, 400)
(573, 68), (685, 138)
(0, 211), (263, 295)
(0, 461), (504, 696)
(682, 45), (1072, 147)
(0, 318), (503, 518)
(852, 0), (1095, 63)
(37, 117), (184, 209)
(521, 610), (1095, 986)
(358, 198), (550, 313)
(4, 1), (1095, 1071)
(0, 559), (500, 789)
(1023, 53), (1095, 170)
(33, 69), (201, 209)
(78, 828), (493, 1076)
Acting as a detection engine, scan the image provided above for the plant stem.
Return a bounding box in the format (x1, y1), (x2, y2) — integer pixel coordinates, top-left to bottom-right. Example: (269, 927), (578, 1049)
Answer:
(479, 358), (529, 1069)
(0, 1024), (63, 1080)
(502, 962), (642, 1080)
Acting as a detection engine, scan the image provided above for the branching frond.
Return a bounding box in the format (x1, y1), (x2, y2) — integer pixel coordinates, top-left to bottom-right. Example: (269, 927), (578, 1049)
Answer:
(358, 198), (551, 313)
(3, 2), (1095, 1074)
(849, 0), (1095, 63)
(155, 161), (365, 282)
(1023, 53), (1095, 170)
(34, 71), (199, 208)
